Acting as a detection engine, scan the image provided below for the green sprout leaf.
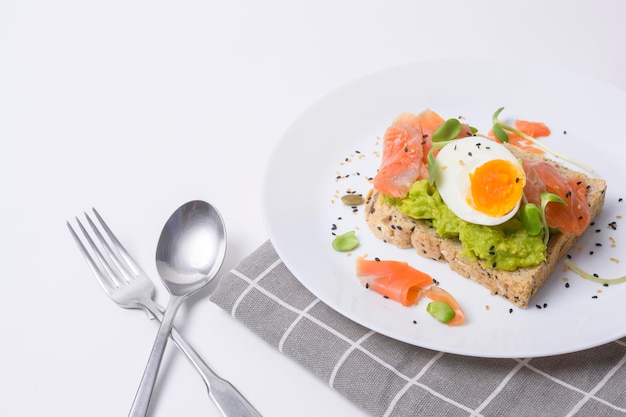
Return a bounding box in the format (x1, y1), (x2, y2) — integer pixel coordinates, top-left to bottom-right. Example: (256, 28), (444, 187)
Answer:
(427, 149), (437, 185)
(539, 192), (567, 245)
(432, 118), (462, 143)
(492, 123), (510, 143)
(426, 140), (454, 186)
(519, 203), (542, 236)
(332, 230), (359, 252)
(427, 301), (455, 324)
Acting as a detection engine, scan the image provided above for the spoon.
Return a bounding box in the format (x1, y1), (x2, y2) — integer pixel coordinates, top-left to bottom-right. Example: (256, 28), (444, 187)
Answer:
(128, 200), (227, 417)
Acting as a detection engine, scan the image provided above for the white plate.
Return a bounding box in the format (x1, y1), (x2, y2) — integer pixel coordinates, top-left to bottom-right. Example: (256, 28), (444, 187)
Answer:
(262, 59), (626, 358)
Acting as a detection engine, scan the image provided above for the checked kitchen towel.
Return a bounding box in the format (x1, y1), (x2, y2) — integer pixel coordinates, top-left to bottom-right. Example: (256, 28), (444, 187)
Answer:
(209, 241), (626, 417)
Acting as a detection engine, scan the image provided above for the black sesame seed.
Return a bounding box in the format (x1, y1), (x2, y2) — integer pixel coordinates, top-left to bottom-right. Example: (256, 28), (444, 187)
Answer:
(566, 191), (572, 198)
(592, 295), (598, 299)
(515, 177), (520, 183)
(565, 282), (570, 288)
(563, 130), (567, 134)
(590, 251), (594, 255)
(404, 146), (408, 152)
(331, 224), (337, 230)
(603, 283), (609, 287)
(468, 152), (473, 157)
(413, 320), (417, 324)
(509, 308), (513, 313)
(566, 254), (572, 259)
(536, 304), (542, 309)
(593, 273), (599, 277)
(492, 262), (497, 268)
(383, 295), (389, 299)
(596, 229), (601, 233)
(365, 283), (369, 289)
(543, 303), (548, 308)
(619, 198), (623, 202)
(422, 134), (429, 138)
(595, 243), (602, 247)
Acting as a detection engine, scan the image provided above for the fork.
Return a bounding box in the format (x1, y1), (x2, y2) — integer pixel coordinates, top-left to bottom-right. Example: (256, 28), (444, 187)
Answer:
(67, 208), (262, 417)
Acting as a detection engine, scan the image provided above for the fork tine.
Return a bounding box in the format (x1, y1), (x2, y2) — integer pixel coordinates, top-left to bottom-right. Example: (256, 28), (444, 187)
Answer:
(92, 208), (148, 279)
(67, 220), (117, 294)
(75, 215), (128, 288)
(83, 211), (135, 286)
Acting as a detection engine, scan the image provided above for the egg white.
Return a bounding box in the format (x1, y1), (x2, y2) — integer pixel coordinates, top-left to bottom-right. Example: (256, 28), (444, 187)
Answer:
(434, 136), (523, 226)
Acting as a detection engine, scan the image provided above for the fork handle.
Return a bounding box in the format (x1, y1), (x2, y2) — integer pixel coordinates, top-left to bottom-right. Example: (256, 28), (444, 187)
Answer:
(143, 299), (262, 417)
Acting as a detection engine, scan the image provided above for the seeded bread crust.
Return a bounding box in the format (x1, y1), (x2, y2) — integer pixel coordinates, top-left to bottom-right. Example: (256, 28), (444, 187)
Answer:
(364, 144), (607, 308)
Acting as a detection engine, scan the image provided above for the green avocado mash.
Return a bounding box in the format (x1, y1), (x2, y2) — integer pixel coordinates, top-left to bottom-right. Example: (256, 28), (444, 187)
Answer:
(384, 180), (546, 271)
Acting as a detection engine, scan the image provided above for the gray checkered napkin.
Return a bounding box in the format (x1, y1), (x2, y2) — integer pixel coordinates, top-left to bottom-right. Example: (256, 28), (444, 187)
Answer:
(209, 241), (626, 417)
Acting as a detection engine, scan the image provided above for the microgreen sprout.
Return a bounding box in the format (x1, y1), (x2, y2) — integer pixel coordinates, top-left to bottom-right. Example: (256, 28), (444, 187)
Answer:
(427, 300), (455, 323)
(432, 118), (463, 142)
(519, 203), (542, 236)
(491, 107), (594, 173)
(539, 192), (567, 245)
(332, 230), (359, 252)
(427, 118), (465, 185)
(564, 260), (626, 285)
(520, 192), (566, 244)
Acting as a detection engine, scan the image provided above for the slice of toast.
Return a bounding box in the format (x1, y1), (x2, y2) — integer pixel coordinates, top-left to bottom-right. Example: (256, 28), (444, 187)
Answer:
(364, 143), (607, 308)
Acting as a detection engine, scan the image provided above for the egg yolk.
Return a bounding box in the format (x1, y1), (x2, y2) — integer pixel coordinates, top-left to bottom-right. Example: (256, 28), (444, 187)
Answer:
(468, 159), (525, 217)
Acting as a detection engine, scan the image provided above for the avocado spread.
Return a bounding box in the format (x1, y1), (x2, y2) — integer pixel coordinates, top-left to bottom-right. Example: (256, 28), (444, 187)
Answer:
(384, 180), (546, 271)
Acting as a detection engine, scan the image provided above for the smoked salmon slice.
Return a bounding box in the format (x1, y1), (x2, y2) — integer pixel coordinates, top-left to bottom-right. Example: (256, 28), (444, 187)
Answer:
(355, 257), (433, 306)
(373, 113), (430, 198)
(522, 159), (590, 235)
(355, 257), (466, 325)
(373, 110), (472, 198)
(489, 119), (551, 154)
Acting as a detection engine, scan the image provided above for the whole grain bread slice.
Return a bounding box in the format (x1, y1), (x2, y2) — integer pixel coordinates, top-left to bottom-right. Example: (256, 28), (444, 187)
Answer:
(364, 143), (607, 308)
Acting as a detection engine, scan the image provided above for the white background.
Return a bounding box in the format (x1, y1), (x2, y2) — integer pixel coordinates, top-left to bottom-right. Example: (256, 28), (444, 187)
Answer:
(2, 1), (625, 416)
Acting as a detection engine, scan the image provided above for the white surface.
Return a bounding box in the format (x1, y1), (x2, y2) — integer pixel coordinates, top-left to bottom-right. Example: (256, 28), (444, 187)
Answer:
(263, 58), (626, 358)
(2, 1), (626, 416)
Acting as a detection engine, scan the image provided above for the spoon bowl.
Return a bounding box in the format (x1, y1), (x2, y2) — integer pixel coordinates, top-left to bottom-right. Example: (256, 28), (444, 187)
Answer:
(156, 201), (226, 294)
(129, 200), (227, 417)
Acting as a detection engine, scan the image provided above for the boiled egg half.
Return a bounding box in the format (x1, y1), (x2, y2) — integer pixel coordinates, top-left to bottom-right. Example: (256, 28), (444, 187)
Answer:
(435, 136), (525, 226)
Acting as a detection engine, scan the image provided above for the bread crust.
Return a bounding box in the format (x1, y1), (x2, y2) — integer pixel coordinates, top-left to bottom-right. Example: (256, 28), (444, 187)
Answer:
(365, 144), (607, 308)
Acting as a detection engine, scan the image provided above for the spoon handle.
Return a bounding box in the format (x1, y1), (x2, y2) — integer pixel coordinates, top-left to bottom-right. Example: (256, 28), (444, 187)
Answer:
(128, 295), (184, 417)
(143, 299), (263, 416)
